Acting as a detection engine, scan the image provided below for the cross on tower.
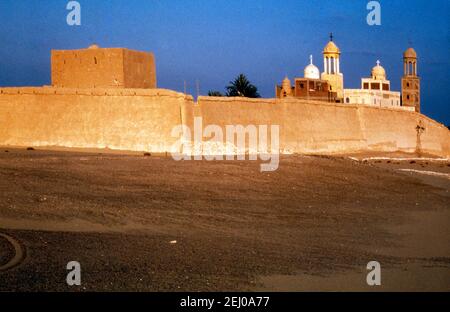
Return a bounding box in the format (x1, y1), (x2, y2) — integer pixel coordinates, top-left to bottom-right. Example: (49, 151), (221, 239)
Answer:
(376, 60), (380, 66)
(329, 33), (333, 41)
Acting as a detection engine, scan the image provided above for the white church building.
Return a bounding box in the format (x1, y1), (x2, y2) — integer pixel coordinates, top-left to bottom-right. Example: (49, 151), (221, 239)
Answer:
(343, 61), (413, 111)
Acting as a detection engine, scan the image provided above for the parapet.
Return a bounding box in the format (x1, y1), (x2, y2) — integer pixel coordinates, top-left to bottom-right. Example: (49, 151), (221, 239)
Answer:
(51, 45), (157, 89)
(0, 87), (190, 99)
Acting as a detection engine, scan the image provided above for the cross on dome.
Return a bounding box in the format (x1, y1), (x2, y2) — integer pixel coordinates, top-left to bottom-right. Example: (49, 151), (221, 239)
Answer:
(304, 55), (320, 79)
(372, 60), (386, 80)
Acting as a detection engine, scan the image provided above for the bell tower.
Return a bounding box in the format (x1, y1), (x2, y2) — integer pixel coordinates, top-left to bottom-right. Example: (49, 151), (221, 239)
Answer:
(401, 47), (420, 112)
(321, 33), (344, 102)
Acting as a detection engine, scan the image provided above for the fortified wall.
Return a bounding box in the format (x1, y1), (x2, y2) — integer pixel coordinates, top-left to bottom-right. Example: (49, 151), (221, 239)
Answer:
(0, 87), (449, 157)
(0, 46), (449, 157)
(0, 87), (191, 152)
(193, 97), (450, 156)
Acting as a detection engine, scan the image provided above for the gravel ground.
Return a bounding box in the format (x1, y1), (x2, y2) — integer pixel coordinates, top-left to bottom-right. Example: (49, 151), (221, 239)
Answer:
(0, 148), (448, 291)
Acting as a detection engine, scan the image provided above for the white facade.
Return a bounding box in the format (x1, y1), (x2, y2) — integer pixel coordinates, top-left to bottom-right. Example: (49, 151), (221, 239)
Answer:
(304, 55), (320, 80)
(343, 89), (402, 107)
(343, 61), (413, 111)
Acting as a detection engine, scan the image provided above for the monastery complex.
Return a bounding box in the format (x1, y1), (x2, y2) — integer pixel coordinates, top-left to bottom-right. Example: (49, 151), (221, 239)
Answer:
(0, 38), (449, 157)
(277, 36), (420, 113)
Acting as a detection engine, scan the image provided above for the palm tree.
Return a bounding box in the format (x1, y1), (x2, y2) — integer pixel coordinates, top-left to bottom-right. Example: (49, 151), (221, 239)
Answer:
(207, 90), (223, 96)
(226, 74), (260, 98)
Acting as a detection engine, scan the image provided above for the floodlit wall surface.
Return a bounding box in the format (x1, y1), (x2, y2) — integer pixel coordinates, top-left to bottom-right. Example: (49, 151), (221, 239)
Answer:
(0, 89), (449, 157)
(51, 48), (156, 89)
(0, 87), (191, 152)
(194, 96), (450, 157)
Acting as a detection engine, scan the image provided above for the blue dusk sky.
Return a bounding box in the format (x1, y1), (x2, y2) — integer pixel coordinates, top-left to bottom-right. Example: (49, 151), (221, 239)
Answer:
(0, 0), (449, 125)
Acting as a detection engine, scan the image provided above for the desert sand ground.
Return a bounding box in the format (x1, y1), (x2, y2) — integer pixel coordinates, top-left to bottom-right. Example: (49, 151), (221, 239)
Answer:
(0, 148), (449, 291)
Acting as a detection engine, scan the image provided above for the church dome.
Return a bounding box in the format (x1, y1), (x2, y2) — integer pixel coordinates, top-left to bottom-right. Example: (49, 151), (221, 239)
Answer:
(323, 41), (340, 54)
(88, 44), (100, 49)
(403, 47), (417, 59)
(371, 60), (386, 80)
(304, 55), (320, 79)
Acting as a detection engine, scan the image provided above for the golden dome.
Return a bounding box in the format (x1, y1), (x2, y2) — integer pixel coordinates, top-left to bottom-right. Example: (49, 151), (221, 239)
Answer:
(371, 60), (386, 80)
(323, 41), (340, 54)
(403, 47), (417, 59)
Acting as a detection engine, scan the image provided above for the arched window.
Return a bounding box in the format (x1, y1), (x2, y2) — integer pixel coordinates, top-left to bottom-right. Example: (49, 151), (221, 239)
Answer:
(346, 97), (350, 103)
